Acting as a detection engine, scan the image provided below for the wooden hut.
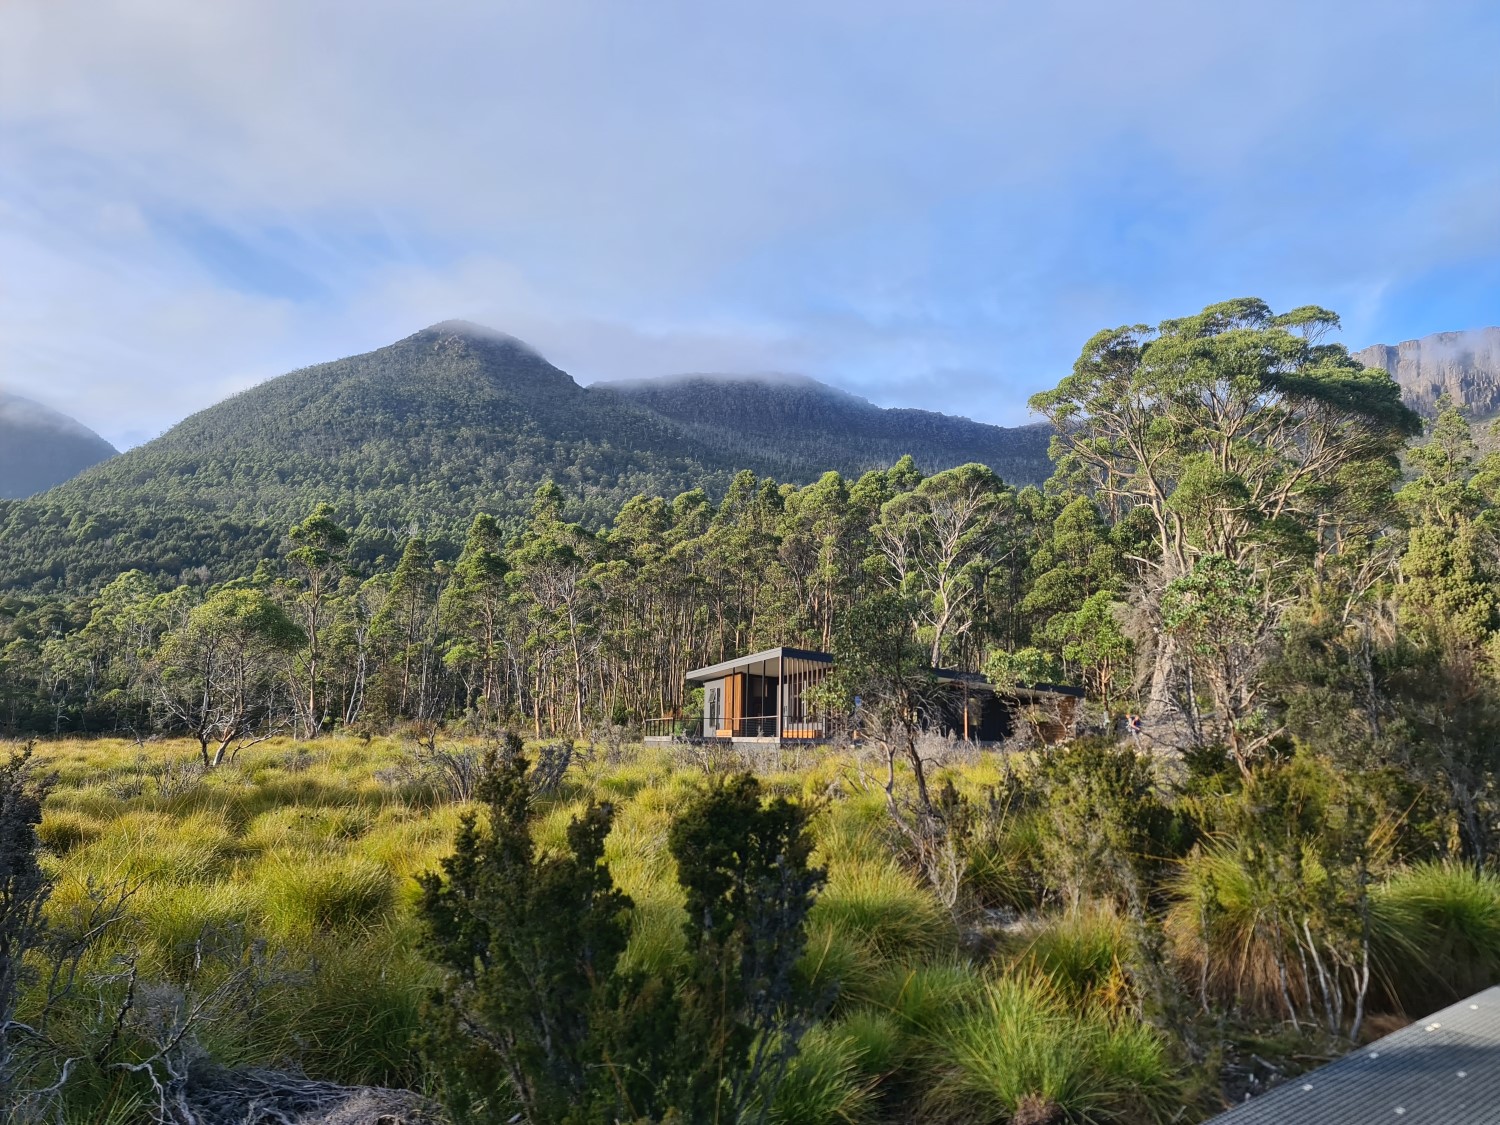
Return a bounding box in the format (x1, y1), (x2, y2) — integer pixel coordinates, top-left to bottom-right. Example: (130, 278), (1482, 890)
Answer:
(644, 645), (1081, 746)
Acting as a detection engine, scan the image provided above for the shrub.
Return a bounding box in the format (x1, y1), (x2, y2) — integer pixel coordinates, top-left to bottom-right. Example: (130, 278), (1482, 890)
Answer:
(1372, 861), (1500, 1013)
(929, 977), (1176, 1124)
(1035, 739), (1190, 910)
(812, 861), (954, 960)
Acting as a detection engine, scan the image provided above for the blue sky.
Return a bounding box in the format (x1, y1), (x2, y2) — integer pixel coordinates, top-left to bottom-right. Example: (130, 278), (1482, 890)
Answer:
(1, 0), (1498, 449)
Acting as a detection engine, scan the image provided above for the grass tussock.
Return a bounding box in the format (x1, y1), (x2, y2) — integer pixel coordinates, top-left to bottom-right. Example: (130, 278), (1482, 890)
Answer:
(26, 732), (1499, 1125)
(813, 861), (955, 960)
(929, 977), (1177, 1124)
(1011, 908), (1134, 1006)
(1373, 861), (1500, 1012)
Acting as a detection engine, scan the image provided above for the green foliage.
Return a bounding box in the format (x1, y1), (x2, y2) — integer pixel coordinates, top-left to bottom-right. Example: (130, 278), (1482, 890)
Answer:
(419, 735), (632, 1123)
(1372, 862), (1500, 1014)
(1168, 753), (1391, 1034)
(1035, 740), (1189, 910)
(928, 977), (1177, 1124)
(420, 754), (826, 1124)
(0, 326), (1049, 592)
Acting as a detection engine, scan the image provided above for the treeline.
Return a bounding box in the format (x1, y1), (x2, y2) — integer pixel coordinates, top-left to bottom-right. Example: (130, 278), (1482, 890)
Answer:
(0, 323), (1051, 593)
(4, 298), (1500, 850)
(0, 455), (1072, 747)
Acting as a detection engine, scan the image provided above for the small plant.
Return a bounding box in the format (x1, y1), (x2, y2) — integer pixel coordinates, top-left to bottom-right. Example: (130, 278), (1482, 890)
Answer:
(929, 977), (1177, 1124)
(419, 741), (826, 1124)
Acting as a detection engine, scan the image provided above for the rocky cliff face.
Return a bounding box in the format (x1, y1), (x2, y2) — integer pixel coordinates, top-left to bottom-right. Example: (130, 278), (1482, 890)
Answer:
(1356, 328), (1500, 416)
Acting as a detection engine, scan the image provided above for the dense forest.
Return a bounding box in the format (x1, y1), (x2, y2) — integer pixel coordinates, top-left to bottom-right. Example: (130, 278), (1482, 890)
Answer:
(0, 322), (1050, 592)
(8, 298), (1500, 1123)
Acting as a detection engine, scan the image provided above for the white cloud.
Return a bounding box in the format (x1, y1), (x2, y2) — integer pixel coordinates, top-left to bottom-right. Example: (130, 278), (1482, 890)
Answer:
(0, 0), (1496, 446)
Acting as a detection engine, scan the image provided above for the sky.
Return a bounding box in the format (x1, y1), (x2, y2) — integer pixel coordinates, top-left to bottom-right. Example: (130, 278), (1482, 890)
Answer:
(2, 1), (1498, 450)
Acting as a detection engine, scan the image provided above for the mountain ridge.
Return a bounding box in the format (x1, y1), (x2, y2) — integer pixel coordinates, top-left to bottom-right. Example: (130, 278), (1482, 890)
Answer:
(1355, 327), (1500, 416)
(0, 391), (118, 499)
(0, 323), (1052, 591)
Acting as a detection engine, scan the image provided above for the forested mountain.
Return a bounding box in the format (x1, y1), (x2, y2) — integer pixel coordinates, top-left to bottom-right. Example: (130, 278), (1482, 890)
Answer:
(0, 391), (117, 499)
(1356, 327), (1500, 416)
(0, 322), (1050, 591)
(594, 373), (1052, 487)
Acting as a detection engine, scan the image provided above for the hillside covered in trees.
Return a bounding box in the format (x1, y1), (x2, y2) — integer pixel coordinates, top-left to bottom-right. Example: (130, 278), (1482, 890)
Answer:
(0, 321), (1050, 592)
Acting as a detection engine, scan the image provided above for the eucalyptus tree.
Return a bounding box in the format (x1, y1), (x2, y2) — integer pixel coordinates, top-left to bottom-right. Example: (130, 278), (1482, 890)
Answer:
(873, 462), (1013, 666)
(441, 513), (511, 718)
(283, 504), (351, 736)
(1031, 299), (1419, 734)
(152, 587), (304, 766)
(508, 483), (602, 736)
(371, 536), (447, 723)
(1397, 405), (1500, 644)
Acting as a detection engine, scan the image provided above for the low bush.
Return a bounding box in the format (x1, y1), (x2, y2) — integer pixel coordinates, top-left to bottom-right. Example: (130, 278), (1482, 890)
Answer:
(928, 977), (1176, 1124)
(1373, 861), (1500, 1013)
(813, 861), (954, 960)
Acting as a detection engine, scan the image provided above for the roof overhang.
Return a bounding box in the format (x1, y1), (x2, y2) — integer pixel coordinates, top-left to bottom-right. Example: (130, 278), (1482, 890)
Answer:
(685, 646), (834, 683)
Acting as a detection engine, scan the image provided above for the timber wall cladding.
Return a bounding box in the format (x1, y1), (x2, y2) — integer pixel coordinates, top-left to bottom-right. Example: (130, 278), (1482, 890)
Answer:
(720, 672), (745, 735)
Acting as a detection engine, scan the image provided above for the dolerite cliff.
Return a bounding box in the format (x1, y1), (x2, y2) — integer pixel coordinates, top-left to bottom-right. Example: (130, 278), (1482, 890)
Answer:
(1356, 328), (1500, 416)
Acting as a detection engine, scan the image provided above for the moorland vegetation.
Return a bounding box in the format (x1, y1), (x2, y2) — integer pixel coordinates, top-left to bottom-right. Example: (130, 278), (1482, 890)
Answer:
(4, 299), (1500, 1121)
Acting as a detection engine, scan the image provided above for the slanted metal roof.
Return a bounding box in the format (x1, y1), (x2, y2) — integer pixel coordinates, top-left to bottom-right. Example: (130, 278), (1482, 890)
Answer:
(1207, 987), (1500, 1124)
(684, 646), (833, 683)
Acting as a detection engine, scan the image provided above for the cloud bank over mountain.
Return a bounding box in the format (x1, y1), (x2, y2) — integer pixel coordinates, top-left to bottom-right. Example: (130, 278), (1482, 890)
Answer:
(1, 0), (1497, 448)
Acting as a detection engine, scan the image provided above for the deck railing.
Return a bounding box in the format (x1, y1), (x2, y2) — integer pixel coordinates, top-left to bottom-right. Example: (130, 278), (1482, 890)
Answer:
(643, 715), (854, 742)
(643, 717), (690, 740)
(707, 715), (779, 739)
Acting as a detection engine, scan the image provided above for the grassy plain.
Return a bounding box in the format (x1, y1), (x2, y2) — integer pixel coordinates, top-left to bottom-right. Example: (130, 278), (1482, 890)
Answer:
(14, 735), (1500, 1124)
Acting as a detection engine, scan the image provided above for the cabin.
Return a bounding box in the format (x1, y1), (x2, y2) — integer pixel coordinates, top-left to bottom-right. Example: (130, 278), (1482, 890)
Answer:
(644, 645), (1082, 745)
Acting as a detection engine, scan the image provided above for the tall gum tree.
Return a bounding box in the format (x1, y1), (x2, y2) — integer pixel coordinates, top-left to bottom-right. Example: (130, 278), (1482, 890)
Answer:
(1030, 299), (1419, 734)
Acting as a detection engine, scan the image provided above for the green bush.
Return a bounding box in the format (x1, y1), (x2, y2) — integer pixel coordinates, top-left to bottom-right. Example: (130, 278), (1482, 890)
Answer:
(812, 861), (954, 960)
(929, 977), (1176, 1124)
(1373, 861), (1500, 1013)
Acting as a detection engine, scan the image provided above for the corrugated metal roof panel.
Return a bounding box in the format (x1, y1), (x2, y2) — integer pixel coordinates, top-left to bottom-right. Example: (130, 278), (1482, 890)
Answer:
(1207, 987), (1500, 1124)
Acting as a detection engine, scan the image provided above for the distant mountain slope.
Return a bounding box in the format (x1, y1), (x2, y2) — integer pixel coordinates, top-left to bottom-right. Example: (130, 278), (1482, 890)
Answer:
(0, 392), (117, 499)
(1356, 328), (1500, 416)
(593, 373), (1052, 488)
(0, 323), (1052, 591)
